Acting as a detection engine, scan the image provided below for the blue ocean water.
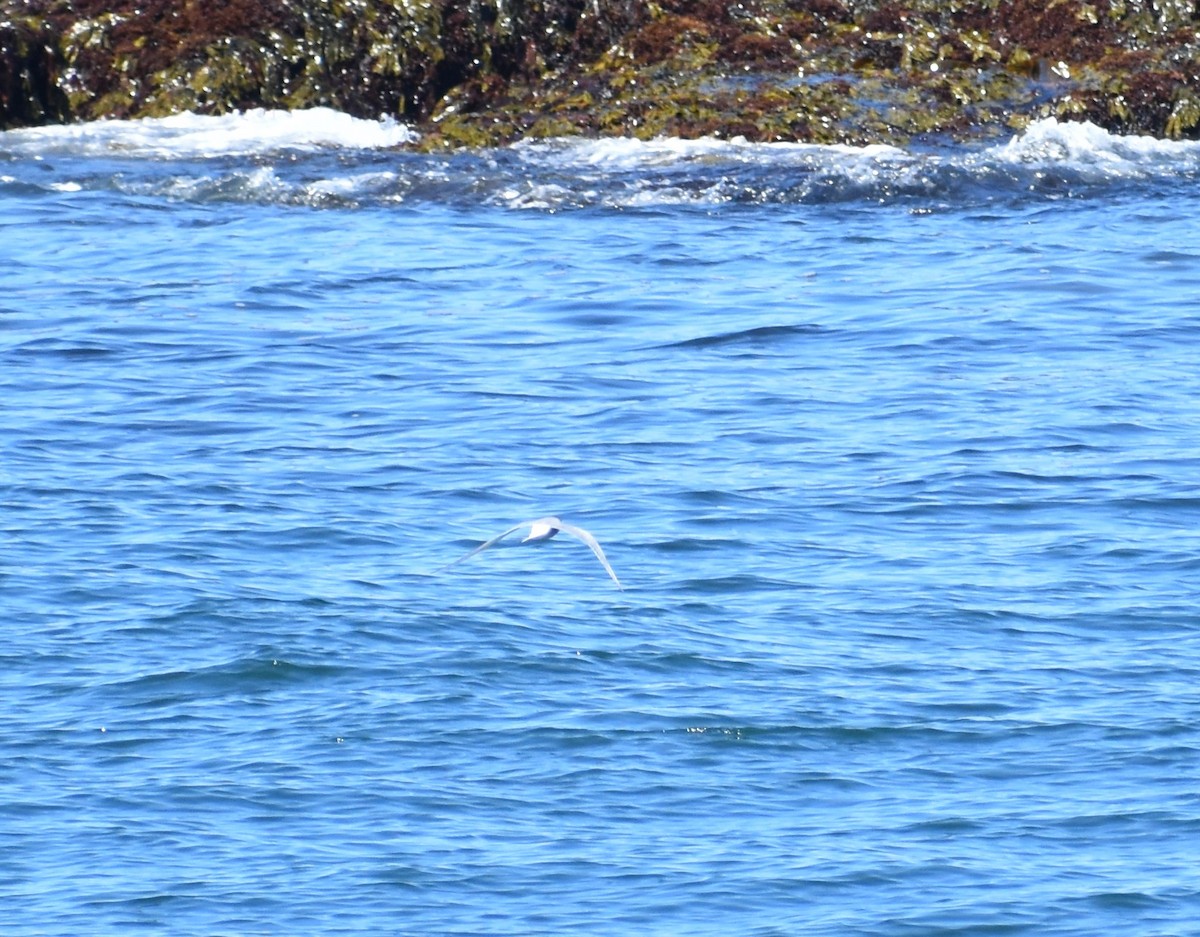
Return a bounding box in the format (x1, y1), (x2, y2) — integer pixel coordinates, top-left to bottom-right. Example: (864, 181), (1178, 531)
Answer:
(3, 109), (1200, 935)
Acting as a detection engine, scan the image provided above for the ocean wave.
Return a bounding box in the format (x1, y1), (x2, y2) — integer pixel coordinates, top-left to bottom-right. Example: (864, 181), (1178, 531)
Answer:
(504, 118), (1200, 208)
(117, 165), (408, 208)
(4, 113), (1200, 209)
(0, 107), (417, 158)
(511, 133), (910, 170)
(994, 116), (1200, 172)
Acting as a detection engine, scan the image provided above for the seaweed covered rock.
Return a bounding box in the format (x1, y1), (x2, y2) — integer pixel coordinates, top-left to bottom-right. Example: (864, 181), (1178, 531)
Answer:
(3, 0), (1200, 145)
(515, 0), (1200, 145)
(0, 12), (71, 126)
(3, 0), (640, 127)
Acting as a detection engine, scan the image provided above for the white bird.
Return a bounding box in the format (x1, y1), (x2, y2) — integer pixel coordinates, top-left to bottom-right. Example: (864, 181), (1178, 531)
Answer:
(440, 516), (623, 590)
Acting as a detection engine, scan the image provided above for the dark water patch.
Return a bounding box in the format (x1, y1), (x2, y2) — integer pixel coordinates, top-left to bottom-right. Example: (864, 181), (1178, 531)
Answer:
(103, 657), (349, 702)
(678, 574), (803, 594)
(557, 309), (640, 330)
(1141, 249), (1200, 264)
(649, 537), (729, 554)
(655, 323), (826, 351)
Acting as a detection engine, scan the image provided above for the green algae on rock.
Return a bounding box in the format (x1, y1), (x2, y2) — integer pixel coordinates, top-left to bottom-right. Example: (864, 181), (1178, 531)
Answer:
(3, 0), (1200, 145)
(5, 0), (640, 128)
(0, 12), (71, 126)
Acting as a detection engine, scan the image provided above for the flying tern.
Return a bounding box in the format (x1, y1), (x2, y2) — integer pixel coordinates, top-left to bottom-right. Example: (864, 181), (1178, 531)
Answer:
(440, 516), (623, 590)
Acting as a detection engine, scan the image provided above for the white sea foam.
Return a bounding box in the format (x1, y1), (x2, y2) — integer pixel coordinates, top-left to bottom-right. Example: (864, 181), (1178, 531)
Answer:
(514, 133), (910, 171)
(516, 118), (1199, 176)
(4, 109), (1196, 175)
(994, 117), (1200, 173)
(5, 111), (1198, 210)
(115, 165), (407, 207)
(501, 118), (1200, 208)
(0, 107), (417, 158)
(505, 133), (917, 208)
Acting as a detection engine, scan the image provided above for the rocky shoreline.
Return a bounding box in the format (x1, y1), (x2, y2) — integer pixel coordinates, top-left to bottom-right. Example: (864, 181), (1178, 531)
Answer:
(3, 0), (1200, 147)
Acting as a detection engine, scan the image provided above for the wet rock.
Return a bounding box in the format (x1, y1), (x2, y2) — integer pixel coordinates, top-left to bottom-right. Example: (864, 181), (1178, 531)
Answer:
(3, 0), (640, 127)
(0, 13), (71, 126)
(2, 0), (1200, 145)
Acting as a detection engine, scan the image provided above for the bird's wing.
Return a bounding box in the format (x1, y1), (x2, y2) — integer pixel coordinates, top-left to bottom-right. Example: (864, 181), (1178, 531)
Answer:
(555, 521), (624, 590)
(438, 521), (530, 571)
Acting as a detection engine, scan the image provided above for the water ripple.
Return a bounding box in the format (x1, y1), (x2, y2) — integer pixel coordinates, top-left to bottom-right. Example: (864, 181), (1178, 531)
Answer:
(4, 121), (1200, 936)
